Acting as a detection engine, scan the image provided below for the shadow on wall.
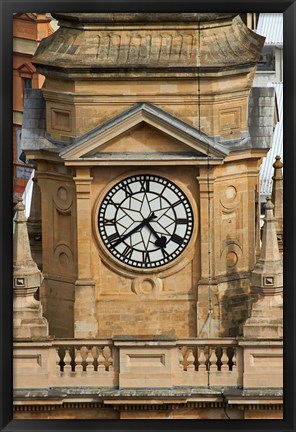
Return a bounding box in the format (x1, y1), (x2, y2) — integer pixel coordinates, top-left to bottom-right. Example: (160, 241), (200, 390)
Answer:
(219, 235), (259, 337)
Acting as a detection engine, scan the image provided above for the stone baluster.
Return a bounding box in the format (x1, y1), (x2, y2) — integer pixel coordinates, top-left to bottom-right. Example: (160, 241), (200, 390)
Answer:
(209, 348), (218, 371)
(186, 349), (195, 371)
(232, 349), (237, 371)
(86, 347), (94, 372)
(56, 348), (61, 373)
(63, 349), (72, 373)
(98, 349), (106, 371)
(108, 349), (114, 372)
(198, 347), (207, 371)
(80, 345), (87, 362)
(75, 348), (83, 373)
(103, 346), (114, 371)
(178, 347), (184, 370)
(109, 353), (114, 372)
(221, 348), (229, 371)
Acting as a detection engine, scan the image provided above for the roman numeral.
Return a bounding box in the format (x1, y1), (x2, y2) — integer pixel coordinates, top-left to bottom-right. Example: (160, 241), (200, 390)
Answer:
(161, 248), (169, 258)
(122, 183), (133, 197)
(103, 218), (116, 226)
(172, 200), (182, 208)
(139, 179), (150, 192)
(108, 199), (120, 209)
(122, 245), (133, 259)
(171, 233), (183, 245)
(142, 251), (151, 264)
(107, 232), (120, 244)
(176, 218), (188, 224)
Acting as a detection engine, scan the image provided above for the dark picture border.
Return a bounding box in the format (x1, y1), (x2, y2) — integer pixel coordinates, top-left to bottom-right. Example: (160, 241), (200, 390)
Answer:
(1, 1), (295, 431)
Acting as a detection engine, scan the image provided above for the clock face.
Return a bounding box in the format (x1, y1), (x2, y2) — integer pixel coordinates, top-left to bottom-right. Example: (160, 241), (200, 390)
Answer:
(98, 174), (194, 269)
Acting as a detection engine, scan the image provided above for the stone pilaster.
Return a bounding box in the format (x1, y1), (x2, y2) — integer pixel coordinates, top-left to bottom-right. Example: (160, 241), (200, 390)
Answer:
(196, 168), (219, 337)
(243, 197), (283, 338)
(73, 168), (98, 338)
(13, 197), (49, 339)
(271, 155), (283, 254)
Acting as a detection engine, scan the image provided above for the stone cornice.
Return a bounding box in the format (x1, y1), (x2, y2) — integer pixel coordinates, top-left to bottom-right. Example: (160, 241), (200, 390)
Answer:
(13, 392), (283, 413)
(52, 13), (238, 25)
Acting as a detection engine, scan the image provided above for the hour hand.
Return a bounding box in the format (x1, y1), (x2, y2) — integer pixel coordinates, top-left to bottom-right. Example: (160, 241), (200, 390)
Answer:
(145, 221), (167, 248)
(155, 235), (167, 248)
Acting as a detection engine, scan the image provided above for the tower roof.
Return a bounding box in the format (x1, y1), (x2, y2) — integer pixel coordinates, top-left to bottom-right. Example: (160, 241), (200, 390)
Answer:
(32, 13), (264, 79)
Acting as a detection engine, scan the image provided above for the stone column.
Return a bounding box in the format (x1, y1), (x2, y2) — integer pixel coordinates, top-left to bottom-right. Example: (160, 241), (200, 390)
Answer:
(196, 167), (219, 337)
(73, 168), (98, 338)
(13, 197), (49, 339)
(243, 197), (283, 338)
(271, 155), (283, 254)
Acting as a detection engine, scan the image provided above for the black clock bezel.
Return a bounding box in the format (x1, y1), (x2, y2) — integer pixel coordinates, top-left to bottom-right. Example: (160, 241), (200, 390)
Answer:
(97, 173), (194, 270)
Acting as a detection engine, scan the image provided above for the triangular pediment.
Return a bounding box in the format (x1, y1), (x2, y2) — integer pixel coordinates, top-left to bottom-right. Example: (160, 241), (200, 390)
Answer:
(13, 13), (38, 21)
(60, 103), (228, 163)
(17, 63), (35, 75)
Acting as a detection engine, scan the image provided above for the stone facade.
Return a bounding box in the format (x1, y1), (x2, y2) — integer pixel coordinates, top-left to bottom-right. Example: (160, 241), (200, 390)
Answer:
(24, 13), (269, 341)
(13, 13), (283, 420)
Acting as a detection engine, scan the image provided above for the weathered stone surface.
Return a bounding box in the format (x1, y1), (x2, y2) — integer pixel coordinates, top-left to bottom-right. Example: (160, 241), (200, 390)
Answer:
(248, 87), (276, 148)
(27, 177), (42, 270)
(243, 197), (283, 338)
(21, 89), (56, 151)
(33, 14), (264, 72)
(13, 197), (49, 339)
(252, 197), (282, 295)
(52, 13), (238, 23)
(30, 13), (264, 142)
(239, 340), (283, 390)
(58, 102), (228, 157)
(243, 296), (283, 338)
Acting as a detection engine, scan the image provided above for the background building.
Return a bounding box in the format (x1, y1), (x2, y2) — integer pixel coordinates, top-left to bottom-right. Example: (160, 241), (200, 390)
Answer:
(255, 13), (283, 208)
(13, 13), (54, 206)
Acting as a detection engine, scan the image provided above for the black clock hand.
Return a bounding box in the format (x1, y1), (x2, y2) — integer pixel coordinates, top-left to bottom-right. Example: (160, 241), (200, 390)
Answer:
(112, 212), (156, 247)
(145, 221), (167, 248)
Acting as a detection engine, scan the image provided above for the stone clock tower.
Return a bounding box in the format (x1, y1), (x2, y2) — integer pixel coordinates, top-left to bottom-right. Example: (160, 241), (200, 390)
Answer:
(22, 13), (271, 340)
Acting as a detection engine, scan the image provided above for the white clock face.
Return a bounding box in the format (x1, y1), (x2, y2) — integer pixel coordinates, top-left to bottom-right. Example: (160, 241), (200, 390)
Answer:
(98, 174), (194, 269)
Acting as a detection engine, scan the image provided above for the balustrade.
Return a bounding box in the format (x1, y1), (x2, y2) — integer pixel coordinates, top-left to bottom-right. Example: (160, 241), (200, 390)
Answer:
(177, 343), (236, 372)
(55, 343), (114, 374)
(175, 340), (242, 387)
(13, 338), (243, 390)
(49, 340), (118, 388)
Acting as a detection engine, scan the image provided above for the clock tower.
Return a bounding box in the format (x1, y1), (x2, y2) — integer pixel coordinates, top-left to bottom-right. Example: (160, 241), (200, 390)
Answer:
(22, 13), (270, 340)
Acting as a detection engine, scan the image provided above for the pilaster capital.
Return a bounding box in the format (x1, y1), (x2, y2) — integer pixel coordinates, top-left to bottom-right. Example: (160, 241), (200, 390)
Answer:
(196, 175), (215, 195)
(74, 168), (93, 199)
(196, 166), (216, 192)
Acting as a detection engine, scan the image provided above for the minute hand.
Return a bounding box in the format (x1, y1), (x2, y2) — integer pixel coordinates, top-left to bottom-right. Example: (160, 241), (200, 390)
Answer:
(112, 213), (156, 247)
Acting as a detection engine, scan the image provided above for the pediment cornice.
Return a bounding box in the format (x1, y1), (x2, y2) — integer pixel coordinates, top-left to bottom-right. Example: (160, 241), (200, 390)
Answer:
(59, 103), (228, 165)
